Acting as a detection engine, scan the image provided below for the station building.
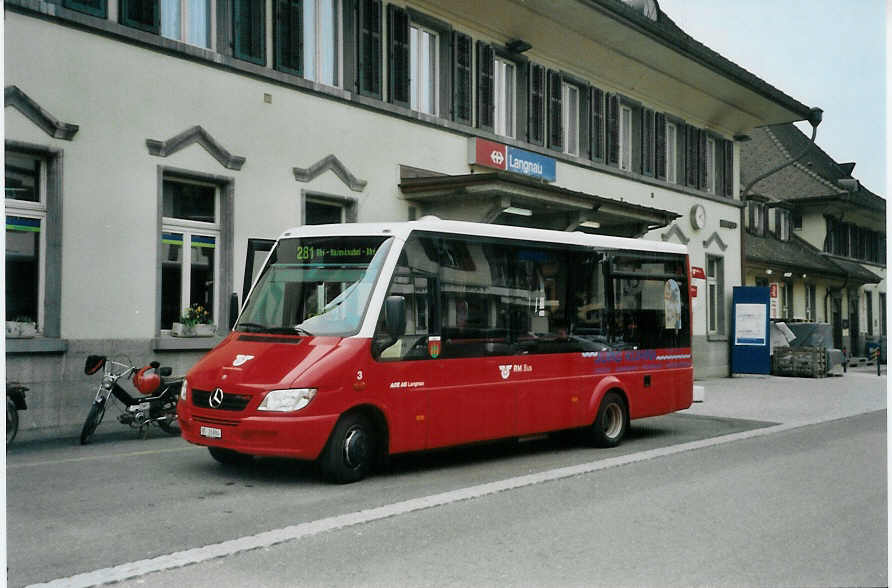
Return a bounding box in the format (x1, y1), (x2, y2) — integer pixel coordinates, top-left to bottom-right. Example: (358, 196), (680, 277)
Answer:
(5, 0), (816, 435)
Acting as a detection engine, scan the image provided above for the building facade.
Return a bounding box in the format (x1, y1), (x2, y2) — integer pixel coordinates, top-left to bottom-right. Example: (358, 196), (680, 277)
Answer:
(740, 124), (886, 356)
(5, 0), (815, 435)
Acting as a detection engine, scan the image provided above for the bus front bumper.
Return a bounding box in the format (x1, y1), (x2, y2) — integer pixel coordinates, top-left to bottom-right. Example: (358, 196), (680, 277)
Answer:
(178, 409), (339, 460)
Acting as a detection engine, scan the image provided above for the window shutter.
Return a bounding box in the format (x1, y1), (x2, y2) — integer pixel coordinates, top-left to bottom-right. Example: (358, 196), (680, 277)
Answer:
(275, 0), (303, 76)
(684, 125), (698, 187)
(121, 0), (158, 33)
(527, 63), (545, 145)
(606, 93), (619, 166)
(547, 69), (562, 151)
(723, 140), (734, 197)
(451, 32), (472, 125)
(591, 87), (604, 162)
(476, 42), (495, 131)
(387, 5), (410, 108)
(234, 0), (265, 65)
(642, 109), (655, 176)
(655, 112), (666, 180)
(357, 0), (382, 98)
(698, 130), (708, 190)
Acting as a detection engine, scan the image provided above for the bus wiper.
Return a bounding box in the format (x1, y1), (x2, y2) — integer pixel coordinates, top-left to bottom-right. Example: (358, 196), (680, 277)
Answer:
(235, 322), (269, 332)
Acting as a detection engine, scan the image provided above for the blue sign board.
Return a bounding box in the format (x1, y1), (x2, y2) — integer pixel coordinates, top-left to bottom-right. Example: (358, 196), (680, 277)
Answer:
(731, 286), (771, 374)
(506, 146), (556, 182)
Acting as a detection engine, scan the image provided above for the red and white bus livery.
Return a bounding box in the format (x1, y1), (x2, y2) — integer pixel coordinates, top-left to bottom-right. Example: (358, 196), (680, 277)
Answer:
(178, 219), (693, 482)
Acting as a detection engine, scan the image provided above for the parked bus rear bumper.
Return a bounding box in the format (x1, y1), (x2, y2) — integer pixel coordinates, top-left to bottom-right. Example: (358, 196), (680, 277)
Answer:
(178, 409), (339, 460)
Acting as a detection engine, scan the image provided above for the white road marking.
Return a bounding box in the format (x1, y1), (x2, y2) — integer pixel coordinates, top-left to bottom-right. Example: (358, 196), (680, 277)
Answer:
(26, 419), (822, 588)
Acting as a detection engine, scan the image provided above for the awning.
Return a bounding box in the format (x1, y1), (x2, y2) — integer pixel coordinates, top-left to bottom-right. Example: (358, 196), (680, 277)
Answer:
(828, 257), (883, 285)
(399, 171), (679, 237)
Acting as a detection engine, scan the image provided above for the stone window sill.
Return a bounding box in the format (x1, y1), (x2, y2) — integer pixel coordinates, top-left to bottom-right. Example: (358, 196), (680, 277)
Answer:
(6, 337), (69, 354)
(153, 336), (224, 351)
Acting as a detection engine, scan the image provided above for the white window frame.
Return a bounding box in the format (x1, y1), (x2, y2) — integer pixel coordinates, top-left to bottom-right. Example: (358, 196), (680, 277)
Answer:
(705, 136), (716, 193)
(493, 56), (516, 139)
(562, 83), (579, 156)
(409, 23), (439, 115)
(5, 153), (47, 332)
(160, 0), (214, 49)
(665, 121), (677, 183)
(303, 0), (342, 87)
(776, 209), (791, 241)
(619, 105), (632, 171)
(161, 178), (221, 331)
(805, 284), (817, 321)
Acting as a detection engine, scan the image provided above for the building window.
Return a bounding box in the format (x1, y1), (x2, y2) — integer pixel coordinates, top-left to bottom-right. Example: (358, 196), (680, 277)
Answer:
(775, 209), (791, 241)
(619, 105), (632, 171)
(665, 121), (677, 183)
(5, 152), (46, 332)
(409, 24), (438, 115)
(233, 0), (265, 65)
(64, 0), (108, 18)
(562, 83), (579, 156)
(160, 178), (220, 330)
(880, 293), (886, 335)
(161, 0), (211, 48)
(781, 282), (793, 319)
(706, 255), (724, 334)
(806, 284), (817, 321)
(748, 201), (766, 236)
(493, 56), (515, 138)
(305, 198), (344, 224)
(704, 136), (716, 193)
(305, 0), (340, 85)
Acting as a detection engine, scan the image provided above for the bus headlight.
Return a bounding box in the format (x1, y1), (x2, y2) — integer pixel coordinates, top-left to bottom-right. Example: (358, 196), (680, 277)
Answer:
(258, 388), (317, 412)
(180, 378), (189, 401)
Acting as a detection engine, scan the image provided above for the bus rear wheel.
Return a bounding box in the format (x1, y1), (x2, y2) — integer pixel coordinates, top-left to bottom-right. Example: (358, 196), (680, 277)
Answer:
(320, 413), (376, 484)
(588, 391), (628, 448)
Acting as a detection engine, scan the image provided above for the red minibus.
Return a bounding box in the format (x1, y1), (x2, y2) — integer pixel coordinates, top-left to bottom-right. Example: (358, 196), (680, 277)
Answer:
(178, 219), (693, 482)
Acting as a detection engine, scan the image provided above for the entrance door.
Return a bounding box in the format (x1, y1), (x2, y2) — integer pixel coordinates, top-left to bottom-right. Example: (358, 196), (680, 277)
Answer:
(848, 290), (860, 355)
(832, 297), (843, 349)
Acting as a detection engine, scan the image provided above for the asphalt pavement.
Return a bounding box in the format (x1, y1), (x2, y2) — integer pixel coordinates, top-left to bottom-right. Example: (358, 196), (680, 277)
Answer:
(5, 365), (887, 588)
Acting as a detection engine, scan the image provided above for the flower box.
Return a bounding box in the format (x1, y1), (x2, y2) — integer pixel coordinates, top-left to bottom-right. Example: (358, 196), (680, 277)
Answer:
(6, 321), (38, 339)
(171, 322), (217, 337)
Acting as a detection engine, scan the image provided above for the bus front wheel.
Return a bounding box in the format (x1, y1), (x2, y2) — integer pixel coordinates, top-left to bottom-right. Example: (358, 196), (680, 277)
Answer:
(588, 391), (628, 448)
(320, 413), (376, 484)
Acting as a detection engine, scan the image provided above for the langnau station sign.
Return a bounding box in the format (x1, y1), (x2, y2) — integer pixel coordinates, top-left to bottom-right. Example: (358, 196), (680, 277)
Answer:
(469, 138), (557, 182)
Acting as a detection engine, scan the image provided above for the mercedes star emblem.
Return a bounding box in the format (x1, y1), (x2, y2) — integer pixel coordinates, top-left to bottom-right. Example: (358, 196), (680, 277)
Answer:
(210, 387), (224, 409)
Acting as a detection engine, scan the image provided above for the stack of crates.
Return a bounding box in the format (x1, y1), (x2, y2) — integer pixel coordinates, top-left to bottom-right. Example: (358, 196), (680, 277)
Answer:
(772, 346), (827, 378)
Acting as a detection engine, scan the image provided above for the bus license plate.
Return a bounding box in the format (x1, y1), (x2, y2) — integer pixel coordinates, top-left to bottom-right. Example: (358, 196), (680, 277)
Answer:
(200, 426), (222, 439)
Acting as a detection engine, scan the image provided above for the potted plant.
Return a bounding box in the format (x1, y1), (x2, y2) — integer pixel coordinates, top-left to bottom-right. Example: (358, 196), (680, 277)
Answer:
(172, 304), (216, 337)
(6, 316), (37, 338)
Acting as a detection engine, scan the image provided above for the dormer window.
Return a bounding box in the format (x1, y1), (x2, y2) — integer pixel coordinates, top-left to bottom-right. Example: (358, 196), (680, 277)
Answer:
(747, 201), (766, 236)
(775, 209), (791, 241)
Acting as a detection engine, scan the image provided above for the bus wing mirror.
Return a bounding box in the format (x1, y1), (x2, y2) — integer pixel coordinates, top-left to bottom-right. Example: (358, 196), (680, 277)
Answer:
(229, 292), (240, 330)
(384, 296), (406, 339)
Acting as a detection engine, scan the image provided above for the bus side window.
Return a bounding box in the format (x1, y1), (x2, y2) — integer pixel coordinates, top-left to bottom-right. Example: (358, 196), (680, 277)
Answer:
(373, 237), (439, 361)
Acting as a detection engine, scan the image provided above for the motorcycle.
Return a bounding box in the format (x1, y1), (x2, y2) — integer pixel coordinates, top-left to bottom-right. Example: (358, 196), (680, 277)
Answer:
(7, 382), (28, 447)
(80, 355), (183, 444)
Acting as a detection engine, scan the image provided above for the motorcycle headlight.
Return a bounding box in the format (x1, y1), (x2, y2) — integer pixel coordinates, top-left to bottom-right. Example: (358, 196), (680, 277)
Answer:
(180, 378), (189, 401)
(258, 388), (316, 412)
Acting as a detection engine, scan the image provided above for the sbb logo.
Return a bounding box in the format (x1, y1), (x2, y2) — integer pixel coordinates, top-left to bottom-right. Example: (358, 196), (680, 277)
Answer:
(490, 150), (504, 165)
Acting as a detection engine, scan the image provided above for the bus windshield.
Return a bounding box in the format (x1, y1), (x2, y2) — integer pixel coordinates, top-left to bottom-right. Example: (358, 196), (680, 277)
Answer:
(236, 236), (393, 336)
